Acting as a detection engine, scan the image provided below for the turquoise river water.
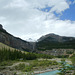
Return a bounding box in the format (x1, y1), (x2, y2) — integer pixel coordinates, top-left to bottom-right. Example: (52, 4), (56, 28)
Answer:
(35, 70), (60, 75)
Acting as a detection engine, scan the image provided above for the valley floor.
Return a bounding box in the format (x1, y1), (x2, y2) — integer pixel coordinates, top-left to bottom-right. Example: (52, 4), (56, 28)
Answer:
(0, 58), (72, 75)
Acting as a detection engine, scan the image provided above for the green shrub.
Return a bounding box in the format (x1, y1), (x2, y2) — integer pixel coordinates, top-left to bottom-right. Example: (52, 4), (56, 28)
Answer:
(15, 63), (25, 70)
(0, 61), (13, 66)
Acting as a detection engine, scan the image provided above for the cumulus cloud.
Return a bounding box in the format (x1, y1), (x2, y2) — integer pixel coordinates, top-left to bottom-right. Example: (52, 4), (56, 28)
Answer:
(0, 0), (75, 41)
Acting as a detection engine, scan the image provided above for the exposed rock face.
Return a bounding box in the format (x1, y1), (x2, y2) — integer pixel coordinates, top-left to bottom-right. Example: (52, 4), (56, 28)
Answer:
(37, 33), (75, 42)
(0, 24), (33, 52)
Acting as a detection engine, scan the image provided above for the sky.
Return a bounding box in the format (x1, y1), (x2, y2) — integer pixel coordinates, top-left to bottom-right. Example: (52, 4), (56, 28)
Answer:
(0, 0), (75, 41)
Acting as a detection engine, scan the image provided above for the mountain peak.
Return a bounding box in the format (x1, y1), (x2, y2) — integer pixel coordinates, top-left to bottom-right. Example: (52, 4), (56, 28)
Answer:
(45, 33), (59, 37)
(37, 33), (59, 42)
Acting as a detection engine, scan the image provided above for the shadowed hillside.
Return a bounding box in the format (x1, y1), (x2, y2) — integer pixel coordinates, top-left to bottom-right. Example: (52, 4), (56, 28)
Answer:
(36, 33), (75, 51)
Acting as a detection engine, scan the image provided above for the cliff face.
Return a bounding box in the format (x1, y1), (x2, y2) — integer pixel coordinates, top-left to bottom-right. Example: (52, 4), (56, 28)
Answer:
(0, 24), (33, 52)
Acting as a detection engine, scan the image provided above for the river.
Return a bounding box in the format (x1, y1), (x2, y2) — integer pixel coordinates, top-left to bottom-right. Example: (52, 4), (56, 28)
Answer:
(35, 70), (60, 75)
(35, 64), (73, 75)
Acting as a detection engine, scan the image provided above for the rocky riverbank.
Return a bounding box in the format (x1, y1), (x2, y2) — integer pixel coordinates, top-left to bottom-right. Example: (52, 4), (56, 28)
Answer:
(34, 67), (59, 74)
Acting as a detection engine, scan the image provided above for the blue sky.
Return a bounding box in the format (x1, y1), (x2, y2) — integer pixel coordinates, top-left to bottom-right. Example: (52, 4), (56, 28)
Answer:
(40, 0), (75, 21)
(60, 2), (75, 21)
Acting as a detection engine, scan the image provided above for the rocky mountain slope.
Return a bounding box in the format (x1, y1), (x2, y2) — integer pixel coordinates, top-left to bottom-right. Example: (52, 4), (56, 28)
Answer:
(0, 24), (33, 52)
(36, 33), (75, 51)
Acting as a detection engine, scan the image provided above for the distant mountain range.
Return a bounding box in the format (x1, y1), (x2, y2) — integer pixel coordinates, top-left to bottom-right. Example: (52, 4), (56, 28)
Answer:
(0, 24), (75, 52)
(36, 33), (75, 51)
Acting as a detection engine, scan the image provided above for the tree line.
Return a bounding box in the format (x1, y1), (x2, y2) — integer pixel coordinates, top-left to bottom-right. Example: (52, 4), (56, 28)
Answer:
(0, 48), (54, 62)
(0, 48), (37, 62)
(36, 39), (75, 51)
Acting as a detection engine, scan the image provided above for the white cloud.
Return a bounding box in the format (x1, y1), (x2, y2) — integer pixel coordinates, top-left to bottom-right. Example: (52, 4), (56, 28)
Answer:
(50, 0), (69, 13)
(4, 0), (70, 13)
(0, 17), (9, 27)
(0, 0), (75, 41)
(5, 0), (29, 10)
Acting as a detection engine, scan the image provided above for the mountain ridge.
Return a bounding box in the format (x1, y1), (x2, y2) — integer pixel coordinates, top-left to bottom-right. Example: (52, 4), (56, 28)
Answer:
(36, 33), (75, 51)
(0, 24), (33, 52)
(37, 33), (75, 42)
(0, 24), (75, 52)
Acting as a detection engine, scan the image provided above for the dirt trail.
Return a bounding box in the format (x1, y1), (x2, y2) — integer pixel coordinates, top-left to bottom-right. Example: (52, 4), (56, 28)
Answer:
(38, 58), (72, 64)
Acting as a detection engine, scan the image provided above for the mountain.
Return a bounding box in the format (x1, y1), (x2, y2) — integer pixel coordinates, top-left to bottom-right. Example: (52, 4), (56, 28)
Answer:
(36, 33), (75, 51)
(26, 38), (36, 42)
(0, 24), (33, 52)
(0, 24), (75, 52)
